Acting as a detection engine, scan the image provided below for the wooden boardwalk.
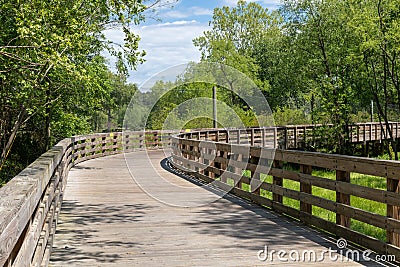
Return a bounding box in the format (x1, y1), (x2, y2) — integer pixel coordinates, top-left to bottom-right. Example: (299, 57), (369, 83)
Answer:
(50, 151), (376, 266)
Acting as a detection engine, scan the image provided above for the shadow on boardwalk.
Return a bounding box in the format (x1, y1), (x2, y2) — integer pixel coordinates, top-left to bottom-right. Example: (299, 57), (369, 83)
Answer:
(51, 201), (155, 264)
(50, 153), (387, 266)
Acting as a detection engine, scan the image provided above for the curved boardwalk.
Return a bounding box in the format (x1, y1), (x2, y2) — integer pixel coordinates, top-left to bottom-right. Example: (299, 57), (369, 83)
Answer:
(50, 151), (374, 266)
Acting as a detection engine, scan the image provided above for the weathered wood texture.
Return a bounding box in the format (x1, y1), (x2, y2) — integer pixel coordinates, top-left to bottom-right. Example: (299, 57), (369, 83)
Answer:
(0, 131), (175, 267)
(171, 129), (400, 261)
(221, 122), (400, 150)
(1, 122), (400, 266)
(50, 151), (371, 266)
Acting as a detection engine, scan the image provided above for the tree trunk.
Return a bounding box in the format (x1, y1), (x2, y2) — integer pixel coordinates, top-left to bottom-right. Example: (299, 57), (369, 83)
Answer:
(44, 88), (52, 152)
(107, 109), (111, 132)
(0, 108), (25, 171)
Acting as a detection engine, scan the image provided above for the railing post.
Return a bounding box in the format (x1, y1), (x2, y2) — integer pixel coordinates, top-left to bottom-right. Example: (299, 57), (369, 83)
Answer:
(251, 128), (255, 146)
(284, 127), (288, 150)
(194, 143), (200, 172)
(209, 146), (215, 179)
(356, 125), (360, 142)
(262, 128), (266, 147)
(101, 136), (106, 154)
(231, 150), (243, 189)
(219, 150), (227, 183)
(387, 178), (400, 247)
(300, 164), (312, 214)
(391, 123), (394, 140)
(139, 133), (144, 149)
(91, 137), (96, 156)
(369, 123), (372, 141)
(236, 153), (243, 189)
(250, 155), (260, 195)
(336, 170), (350, 227)
(312, 125), (316, 147)
(203, 148), (209, 177)
(272, 160), (283, 203)
(113, 133), (119, 152)
(350, 125), (353, 143)
(363, 124), (366, 142)
(124, 133), (129, 151)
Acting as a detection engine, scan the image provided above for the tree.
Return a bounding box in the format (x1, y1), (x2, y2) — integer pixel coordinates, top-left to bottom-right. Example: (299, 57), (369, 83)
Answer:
(0, 0), (146, 172)
(193, 1), (275, 101)
(0, 0), (170, 174)
(281, 0), (364, 153)
(347, 0), (400, 159)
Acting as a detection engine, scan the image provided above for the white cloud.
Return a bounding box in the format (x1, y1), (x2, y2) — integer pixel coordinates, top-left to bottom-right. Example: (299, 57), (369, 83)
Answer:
(133, 21), (206, 86)
(143, 20), (197, 28)
(102, 0), (280, 86)
(161, 6), (213, 19)
(104, 20), (208, 86)
(220, 0), (281, 8)
(190, 7), (213, 16)
(259, 0), (282, 9)
(260, 0), (281, 4)
(221, 0), (240, 7)
(163, 10), (188, 19)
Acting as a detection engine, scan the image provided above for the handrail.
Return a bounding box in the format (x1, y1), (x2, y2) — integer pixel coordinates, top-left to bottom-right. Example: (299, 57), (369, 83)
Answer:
(1, 122), (399, 266)
(0, 130), (175, 267)
(171, 128), (400, 260)
(237, 122), (400, 150)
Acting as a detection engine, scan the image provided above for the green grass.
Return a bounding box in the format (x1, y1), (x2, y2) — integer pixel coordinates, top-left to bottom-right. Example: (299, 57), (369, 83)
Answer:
(377, 152), (400, 160)
(222, 166), (388, 241)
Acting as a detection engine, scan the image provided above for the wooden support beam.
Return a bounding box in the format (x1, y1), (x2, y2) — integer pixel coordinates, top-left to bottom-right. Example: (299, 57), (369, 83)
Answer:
(272, 160), (283, 204)
(250, 156), (260, 195)
(300, 164), (312, 214)
(387, 178), (400, 247)
(336, 170), (350, 228)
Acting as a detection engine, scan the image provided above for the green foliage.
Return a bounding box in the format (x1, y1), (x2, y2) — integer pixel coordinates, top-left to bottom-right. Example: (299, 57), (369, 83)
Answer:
(0, 0), (153, 183)
(192, 0), (400, 156)
(273, 107), (310, 126)
(51, 113), (92, 144)
(193, 1), (275, 102)
(4, 0), (400, 183)
(144, 79), (261, 130)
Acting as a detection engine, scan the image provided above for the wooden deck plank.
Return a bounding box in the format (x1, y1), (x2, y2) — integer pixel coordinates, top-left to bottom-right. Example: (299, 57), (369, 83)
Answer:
(50, 151), (377, 266)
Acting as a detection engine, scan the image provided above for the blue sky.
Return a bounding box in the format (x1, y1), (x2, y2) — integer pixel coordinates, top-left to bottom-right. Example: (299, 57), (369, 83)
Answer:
(104, 0), (281, 86)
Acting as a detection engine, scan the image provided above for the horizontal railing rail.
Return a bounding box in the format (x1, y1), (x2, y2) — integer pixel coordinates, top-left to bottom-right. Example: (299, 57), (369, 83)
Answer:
(0, 130), (176, 267)
(220, 122), (400, 150)
(1, 122), (399, 266)
(171, 129), (400, 260)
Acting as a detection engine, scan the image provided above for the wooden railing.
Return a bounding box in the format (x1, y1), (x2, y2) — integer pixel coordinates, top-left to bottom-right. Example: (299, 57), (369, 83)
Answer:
(191, 122), (400, 151)
(1, 122), (399, 266)
(171, 129), (400, 260)
(0, 130), (174, 267)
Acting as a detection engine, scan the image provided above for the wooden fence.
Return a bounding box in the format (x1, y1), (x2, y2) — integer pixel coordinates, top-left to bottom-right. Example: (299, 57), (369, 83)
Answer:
(0, 130), (173, 267)
(171, 129), (400, 259)
(1, 122), (400, 266)
(228, 122), (400, 150)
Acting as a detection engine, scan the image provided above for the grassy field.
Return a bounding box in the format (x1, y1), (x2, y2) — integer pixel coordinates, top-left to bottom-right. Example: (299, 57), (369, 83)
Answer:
(225, 167), (387, 241)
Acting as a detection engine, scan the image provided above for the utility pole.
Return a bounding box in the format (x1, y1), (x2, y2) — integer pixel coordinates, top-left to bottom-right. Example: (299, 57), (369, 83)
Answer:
(371, 100), (374, 122)
(213, 86), (217, 128)
(311, 94), (315, 124)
